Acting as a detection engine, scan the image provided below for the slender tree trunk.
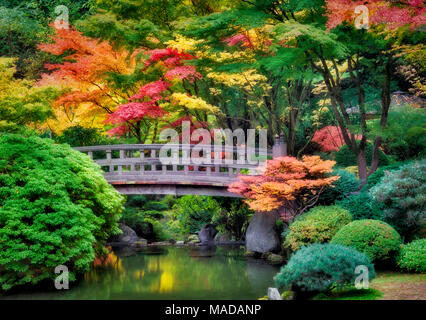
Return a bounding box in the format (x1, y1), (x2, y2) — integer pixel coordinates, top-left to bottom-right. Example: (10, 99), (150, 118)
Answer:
(369, 56), (392, 176)
(357, 150), (368, 186)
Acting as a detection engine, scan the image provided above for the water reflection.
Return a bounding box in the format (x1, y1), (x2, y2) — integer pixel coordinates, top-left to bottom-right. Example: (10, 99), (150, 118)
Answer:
(2, 246), (281, 300)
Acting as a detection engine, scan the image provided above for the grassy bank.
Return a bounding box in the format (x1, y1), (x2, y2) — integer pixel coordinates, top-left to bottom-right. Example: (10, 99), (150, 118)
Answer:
(315, 272), (426, 300)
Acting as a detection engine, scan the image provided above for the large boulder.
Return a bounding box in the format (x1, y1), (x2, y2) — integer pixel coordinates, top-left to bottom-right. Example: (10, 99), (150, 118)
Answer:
(109, 223), (140, 245)
(198, 224), (218, 244)
(245, 211), (280, 253)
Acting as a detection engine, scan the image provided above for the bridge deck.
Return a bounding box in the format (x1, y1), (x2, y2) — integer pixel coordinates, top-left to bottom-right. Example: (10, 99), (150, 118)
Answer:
(74, 144), (270, 197)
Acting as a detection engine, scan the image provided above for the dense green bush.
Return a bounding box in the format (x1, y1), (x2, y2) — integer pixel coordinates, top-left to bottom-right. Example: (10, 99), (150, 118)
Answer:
(334, 142), (390, 167)
(369, 106), (426, 161)
(284, 206), (352, 251)
(55, 125), (118, 147)
(365, 163), (406, 189)
(397, 239), (426, 273)
(170, 195), (221, 234)
(275, 244), (375, 297)
(125, 195), (148, 208)
(370, 160), (425, 241)
(336, 192), (384, 220)
(120, 195), (173, 240)
(331, 220), (401, 263)
(318, 169), (360, 205)
(144, 201), (169, 212)
(211, 199), (253, 240)
(119, 208), (159, 239)
(0, 134), (124, 291)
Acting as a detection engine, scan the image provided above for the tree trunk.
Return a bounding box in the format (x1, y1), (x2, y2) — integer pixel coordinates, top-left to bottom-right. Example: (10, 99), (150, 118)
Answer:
(369, 56), (393, 176)
(357, 150), (368, 187)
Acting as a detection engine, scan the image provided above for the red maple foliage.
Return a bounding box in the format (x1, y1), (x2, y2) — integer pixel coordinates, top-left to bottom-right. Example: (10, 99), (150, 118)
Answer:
(129, 80), (171, 101)
(144, 48), (195, 67)
(106, 80), (169, 141)
(165, 65), (202, 81)
(312, 126), (361, 152)
(228, 156), (339, 221)
(326, 0), (426, 30)
(223, 33), (253, 48)
(106, 46), (205, 141)
(165, 115), (211, 144)
(144, 47), (202, 82)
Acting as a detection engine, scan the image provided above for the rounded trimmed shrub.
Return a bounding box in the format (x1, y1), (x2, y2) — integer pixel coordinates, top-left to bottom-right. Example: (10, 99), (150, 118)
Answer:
(334, 142), (389, 167)
(274, 243), (375, 297)
(336, 191), (384, 220)
(370, 160), (425, 241)
(284, 205), (352, 251)
(331, 220), (401, 263)
(0, 134), (124, 291)
(318, 169), (360, 205)
(397, 239), (426, 273)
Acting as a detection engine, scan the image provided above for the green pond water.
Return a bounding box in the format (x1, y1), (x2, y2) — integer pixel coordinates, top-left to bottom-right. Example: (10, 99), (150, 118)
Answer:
(2, 246), (281, 300)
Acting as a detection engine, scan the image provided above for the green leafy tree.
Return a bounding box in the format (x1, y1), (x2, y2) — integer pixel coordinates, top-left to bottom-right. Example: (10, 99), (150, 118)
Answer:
(211, 199), (253, 240)
(80, 0), (230, 50)
(1, 0), (95, 24)
(54, 125), (118, 147)
(187, 0), (423, 184)
(334, 142), (390, 168)
(369, 106), (426, 161)
(0, 58), (58, 133)
(171, 195), (221, 234)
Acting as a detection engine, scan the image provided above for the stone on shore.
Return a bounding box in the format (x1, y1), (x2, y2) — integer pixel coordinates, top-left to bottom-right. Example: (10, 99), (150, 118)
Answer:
(245, 211), (280, 253)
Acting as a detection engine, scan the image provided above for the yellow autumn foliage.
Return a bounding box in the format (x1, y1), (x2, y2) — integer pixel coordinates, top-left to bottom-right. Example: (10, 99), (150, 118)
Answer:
(170, 93), (222, 114)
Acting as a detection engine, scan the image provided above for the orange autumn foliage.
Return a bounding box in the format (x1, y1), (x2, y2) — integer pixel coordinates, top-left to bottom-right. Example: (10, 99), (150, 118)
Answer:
(228, 156), (339, 221)
(37, 24), (137, 133)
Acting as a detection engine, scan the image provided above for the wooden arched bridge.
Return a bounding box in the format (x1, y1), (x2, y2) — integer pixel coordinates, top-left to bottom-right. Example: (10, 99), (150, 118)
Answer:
(75, 138), (286, 197)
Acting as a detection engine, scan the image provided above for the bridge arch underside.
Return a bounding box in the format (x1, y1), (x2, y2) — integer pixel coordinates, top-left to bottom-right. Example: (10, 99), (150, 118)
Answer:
(112, 183), (240, 197)
(107, 174), (242, 197)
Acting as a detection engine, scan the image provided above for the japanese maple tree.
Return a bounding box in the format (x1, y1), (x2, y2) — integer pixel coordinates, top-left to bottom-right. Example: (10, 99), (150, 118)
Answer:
(228, 156), (339, 222)
(313, 126), (361, 152)
(105, 80), (169, 143)
(106, 44), (219, 142)
(37, 24), (135, 133)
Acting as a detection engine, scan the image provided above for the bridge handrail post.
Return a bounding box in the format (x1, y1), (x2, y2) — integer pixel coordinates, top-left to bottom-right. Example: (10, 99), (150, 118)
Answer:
(139, 148), (145, 174)
(272, 134), (288, 158)
(106, 150), (113, 173)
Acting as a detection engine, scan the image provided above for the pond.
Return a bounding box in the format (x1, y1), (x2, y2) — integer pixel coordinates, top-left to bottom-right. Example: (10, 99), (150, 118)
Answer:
(1, 246), (282, 300)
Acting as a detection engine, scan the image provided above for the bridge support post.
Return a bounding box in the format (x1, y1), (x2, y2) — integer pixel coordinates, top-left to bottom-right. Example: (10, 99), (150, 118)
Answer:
(272, 134), (287, 158)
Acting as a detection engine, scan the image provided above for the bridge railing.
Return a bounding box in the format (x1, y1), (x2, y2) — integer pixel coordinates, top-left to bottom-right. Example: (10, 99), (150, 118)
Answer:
(74, 144), (272, 178)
